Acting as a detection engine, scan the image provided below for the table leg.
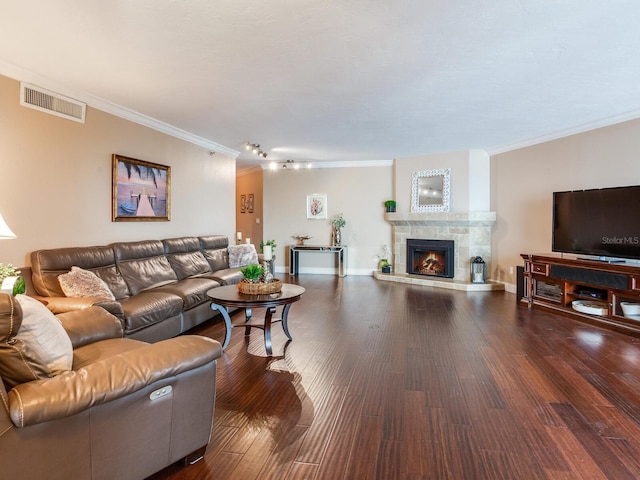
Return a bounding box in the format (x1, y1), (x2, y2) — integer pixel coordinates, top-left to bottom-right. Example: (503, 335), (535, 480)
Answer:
(244, 307), (252, 336)
(281, 303), (293, 340)
(264, 306), (277, 355)
(210, 303), (232, 350)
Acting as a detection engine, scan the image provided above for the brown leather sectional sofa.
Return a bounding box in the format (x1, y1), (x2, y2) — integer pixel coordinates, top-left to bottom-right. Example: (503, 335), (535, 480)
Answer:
(0, 293), (223, 480)
(26, 235), (245, 343)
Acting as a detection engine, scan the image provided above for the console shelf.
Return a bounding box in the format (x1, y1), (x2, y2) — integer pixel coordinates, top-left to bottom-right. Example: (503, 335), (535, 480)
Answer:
(521, 254), (640, 336)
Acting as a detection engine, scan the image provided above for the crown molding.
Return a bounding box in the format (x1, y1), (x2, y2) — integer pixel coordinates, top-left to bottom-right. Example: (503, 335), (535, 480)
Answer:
(487, 110), (640, 155)
(0, 59), (239, 158)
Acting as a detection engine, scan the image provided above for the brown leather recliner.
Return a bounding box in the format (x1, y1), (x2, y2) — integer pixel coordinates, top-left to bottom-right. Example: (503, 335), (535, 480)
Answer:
(0, 293), (222, 480)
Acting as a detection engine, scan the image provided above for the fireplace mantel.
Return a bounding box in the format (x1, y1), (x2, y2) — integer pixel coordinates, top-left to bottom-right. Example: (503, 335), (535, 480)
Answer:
(383, 211), (501, 290)
(384, 211), (497, 227)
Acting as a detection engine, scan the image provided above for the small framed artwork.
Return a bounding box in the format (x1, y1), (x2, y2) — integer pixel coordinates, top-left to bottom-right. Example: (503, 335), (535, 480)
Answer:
(240, 194), (246, 213)
(247, 194), (254, 213)
(306, 193), (327, 219)
(112, 154), (170, 222)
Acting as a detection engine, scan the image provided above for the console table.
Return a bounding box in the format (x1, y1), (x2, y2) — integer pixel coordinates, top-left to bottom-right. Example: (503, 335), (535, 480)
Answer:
(521, 253), (640, 336)
(289, 244), (348, 277)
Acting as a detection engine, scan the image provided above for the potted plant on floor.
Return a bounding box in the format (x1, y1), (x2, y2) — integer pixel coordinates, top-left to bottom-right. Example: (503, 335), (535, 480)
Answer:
(378, 259), (392, 274)
(384, 200), (396, 213)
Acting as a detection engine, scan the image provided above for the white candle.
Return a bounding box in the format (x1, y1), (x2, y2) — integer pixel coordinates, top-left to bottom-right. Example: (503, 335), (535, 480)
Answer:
(236, 232), (242, 241)
(264, 245), (272, 260)
(246, 238), (251, 244)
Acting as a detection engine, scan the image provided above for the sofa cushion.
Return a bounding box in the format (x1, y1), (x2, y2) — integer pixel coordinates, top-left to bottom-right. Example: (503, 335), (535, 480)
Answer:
(199, 235), (231, 271)
(228, 244), (259, 268)
(162, 236), (212, 280)
(0, 294), (73, 390)
(118, 256), (178, 296)
(93, 265), (131, 300)
(58, 266), (116, 300)
(200, 269), (244, 286)
(113, 240), (179, 296)
(167, 251), (212, 280)
(154, 278), (220, 309)
(30, 245), (118, 297)
(118, 291), (183, 334)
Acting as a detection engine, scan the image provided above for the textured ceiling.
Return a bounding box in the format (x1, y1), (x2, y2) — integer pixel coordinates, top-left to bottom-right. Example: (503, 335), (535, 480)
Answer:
(1, 1), (640, 169)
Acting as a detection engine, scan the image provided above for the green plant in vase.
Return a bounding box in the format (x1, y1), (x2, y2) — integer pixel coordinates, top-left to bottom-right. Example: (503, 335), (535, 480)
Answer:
(384, 200), (396, 212)
(0, 263), (26, 295)
(259, 239), (277, 252)
(240, 264), (264, 283)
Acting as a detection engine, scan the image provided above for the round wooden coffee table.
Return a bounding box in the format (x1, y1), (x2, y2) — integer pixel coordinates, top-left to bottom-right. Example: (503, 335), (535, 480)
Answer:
(207, 283), (305, 355)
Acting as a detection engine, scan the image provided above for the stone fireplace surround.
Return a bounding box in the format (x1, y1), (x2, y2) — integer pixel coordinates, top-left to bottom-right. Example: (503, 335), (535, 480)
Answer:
(374, 211), (504, 291)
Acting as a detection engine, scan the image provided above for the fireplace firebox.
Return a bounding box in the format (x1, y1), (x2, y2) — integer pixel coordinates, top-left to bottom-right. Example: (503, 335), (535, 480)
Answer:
(407, 239), (454, 279)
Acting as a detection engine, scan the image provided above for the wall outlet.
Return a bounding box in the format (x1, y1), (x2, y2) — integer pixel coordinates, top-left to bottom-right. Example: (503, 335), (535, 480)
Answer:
(509, 266), (514, 275)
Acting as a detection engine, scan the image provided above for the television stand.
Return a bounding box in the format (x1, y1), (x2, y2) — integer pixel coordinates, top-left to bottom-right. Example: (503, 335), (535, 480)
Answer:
(521, 254), (640, 337)
(577, 257), (626, 264)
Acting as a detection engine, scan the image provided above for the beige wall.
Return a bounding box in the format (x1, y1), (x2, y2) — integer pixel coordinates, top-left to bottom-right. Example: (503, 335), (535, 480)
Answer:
(0, 74), (236, 267)
(491, 118), (640, 289)
(236, 169), (263, 247)
(263, 166), (393, 274)
(394, 149), (490, 212)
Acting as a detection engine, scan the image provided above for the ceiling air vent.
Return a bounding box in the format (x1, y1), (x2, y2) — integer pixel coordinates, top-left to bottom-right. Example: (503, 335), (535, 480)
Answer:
(20, 83), (86, 123)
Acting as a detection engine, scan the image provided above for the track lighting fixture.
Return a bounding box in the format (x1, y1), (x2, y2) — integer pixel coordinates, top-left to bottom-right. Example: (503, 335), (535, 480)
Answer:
(267, 160), (312, 170)
(245, 142), (268, 158)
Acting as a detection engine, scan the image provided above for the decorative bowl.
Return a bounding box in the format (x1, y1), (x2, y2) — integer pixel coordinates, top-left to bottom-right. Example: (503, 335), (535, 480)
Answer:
(237, 279), (282, 294)
(293, 235), (312, 246)
(620, 302), (640, 316)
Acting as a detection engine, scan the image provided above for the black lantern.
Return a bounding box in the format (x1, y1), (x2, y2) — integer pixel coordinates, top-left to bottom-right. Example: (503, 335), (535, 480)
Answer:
(471, 256), (486, 283)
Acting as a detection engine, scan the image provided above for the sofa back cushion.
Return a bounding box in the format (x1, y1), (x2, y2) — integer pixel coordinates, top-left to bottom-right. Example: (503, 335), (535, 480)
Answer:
(163, 237), (212, 280)
(113, 240), (178, 296)
(0, 294), (73, 390)
(199, 235), (230, 271)
(30, 245), (124, 297)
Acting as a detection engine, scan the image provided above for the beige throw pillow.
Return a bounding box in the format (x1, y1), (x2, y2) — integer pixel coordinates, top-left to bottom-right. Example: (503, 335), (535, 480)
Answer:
(0, 295), (73, 389)
(58, 266), (116, 300)
(228, 244), (259, 268)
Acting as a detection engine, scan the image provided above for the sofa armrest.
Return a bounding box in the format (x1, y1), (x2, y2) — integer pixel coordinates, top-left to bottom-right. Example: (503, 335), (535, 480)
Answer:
(8, 335), (222, 427)
(32, 295), (123, 317)
(57, 306), (124, 348)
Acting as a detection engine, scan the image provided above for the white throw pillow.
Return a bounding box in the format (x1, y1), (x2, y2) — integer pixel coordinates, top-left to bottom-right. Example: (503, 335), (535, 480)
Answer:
(14, 294), (73, 377)
(58, 266), (116, 300)
(228, 244), (259, 268)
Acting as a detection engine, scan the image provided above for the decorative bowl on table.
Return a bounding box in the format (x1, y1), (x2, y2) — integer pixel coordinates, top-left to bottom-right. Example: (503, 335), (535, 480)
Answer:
(293, 235), (312, 246)
(237, 278), (282, 294)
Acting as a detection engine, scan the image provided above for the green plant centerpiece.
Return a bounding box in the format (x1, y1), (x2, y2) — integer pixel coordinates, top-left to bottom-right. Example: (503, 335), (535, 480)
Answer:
(0, 263), (26, 295)
(238, 263), (282, 294)
(240, 264), (264, 283)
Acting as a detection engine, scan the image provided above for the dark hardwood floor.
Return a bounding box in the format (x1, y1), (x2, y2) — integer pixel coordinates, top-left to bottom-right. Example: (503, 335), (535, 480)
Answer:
(148, 275), (640, 479)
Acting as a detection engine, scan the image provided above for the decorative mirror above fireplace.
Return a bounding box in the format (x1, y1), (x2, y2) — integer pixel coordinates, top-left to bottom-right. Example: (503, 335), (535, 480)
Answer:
(411, 168), (451, 212)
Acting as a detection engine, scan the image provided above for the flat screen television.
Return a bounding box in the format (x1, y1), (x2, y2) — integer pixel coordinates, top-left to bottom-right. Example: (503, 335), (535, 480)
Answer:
(552, 185), (640, 261)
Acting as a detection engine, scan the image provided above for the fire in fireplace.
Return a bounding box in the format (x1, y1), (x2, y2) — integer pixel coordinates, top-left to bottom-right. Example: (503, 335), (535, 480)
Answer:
(407, 239), (454, 279)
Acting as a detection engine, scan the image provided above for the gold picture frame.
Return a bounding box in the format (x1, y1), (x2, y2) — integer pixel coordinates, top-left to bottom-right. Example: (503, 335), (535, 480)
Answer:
(112, 154), (171, 222)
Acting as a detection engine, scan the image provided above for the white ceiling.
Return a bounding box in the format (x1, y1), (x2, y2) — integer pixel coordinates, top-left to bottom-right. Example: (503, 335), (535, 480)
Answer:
(2, 1), (640, 170)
